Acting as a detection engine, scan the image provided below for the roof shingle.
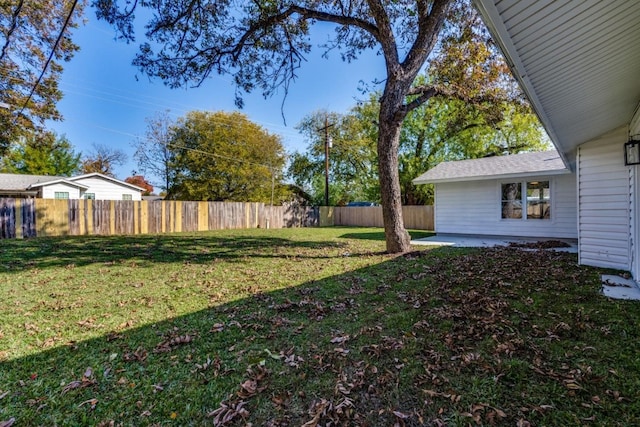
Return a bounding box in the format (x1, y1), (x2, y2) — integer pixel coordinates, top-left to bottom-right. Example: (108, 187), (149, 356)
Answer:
(413, 150), (569, 184)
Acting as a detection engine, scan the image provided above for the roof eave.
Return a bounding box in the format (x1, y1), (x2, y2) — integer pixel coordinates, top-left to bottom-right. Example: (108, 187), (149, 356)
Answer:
(472, 0), (574, 170)
(413, 168), (571, 185)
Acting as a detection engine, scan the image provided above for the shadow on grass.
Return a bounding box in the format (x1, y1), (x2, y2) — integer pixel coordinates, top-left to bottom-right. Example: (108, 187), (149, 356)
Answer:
(0, 231), (349, 273)
(2, 242), (639, 426)
(339, 229), (435, 241)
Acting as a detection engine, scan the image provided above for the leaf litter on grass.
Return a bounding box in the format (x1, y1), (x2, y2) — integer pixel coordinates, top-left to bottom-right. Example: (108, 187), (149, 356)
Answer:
(1, 230), (639, 425)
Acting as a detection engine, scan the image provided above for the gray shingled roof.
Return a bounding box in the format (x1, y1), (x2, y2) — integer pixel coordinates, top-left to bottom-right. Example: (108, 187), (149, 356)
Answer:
(0, 173), (62, 190)
(413, 150), (569, 184)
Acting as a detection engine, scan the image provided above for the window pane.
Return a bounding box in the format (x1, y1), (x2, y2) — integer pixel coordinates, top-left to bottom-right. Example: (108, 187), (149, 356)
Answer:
(84, 193), (95, 200)
(122, 194), (132, 200)
(501, 183), (522, 219)
(54, 192), (69, 199)
(526, 181), (550, 219)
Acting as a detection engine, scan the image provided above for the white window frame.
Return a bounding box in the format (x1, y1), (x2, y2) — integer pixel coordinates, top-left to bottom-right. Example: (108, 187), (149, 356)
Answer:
(54, 191), (69, 200)
(499, 179), (552, 221)
(122, 194), (133, 200)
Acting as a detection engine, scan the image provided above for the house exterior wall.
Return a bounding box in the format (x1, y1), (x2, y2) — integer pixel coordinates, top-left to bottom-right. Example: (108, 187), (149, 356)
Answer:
(72, 177), (142, 201)
(577, 126), (632, 271)
(41, 183), (82, 199)
(433, 173), (577, 238)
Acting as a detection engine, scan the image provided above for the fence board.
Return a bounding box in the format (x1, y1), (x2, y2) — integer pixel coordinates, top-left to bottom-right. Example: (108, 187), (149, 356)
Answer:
(0, 198), (426, 238)
(328, 206), (433, 230)
(0, 198), (16, 239)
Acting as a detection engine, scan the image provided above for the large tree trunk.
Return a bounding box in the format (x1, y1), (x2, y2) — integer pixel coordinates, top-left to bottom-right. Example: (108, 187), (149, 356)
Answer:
(378, 84), (411, 253)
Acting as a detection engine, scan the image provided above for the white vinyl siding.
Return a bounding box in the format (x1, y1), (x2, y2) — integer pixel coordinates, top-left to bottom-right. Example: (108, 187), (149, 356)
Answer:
(433, 173), (576, 238)
(578, 127), (631, 271)
(73, 177), (142, 201)
(41, 183), (82, 199)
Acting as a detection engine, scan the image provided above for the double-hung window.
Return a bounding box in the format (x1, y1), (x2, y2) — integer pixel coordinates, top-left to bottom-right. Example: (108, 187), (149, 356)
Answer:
(501, 181), (550, 220)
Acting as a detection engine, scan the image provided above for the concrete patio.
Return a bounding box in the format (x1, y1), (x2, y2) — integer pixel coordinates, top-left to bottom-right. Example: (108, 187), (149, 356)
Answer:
(411, 234), (578, 253)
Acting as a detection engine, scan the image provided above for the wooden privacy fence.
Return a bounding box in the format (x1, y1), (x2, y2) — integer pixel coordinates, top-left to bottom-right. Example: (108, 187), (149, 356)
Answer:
(0, 199), (319, 238)
(321, 205), (434, 230)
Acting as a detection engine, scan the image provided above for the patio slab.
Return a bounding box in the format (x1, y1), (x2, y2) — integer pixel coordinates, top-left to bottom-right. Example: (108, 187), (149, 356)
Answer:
(601, 275), (640, 300)
(411, 234), (578, 253)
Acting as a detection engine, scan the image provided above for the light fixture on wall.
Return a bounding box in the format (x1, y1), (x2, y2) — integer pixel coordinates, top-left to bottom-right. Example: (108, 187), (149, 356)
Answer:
(624, 138), (640, 165)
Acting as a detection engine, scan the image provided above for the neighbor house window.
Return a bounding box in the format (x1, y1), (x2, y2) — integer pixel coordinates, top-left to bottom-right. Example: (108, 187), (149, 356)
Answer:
(54, 192), (69, 199)
(122, 194), (132, 200)
(501, 181), (551, 220)
(84, 193), (95, 200)
(501, 183), (522, 219)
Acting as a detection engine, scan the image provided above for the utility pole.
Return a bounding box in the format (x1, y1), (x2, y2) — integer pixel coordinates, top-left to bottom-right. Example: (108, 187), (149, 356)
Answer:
(318, 115), (334, 206)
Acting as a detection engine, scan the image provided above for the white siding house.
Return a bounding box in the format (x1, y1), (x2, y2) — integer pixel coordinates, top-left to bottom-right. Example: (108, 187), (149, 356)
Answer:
(0, 173), (144, 200)
(414, 151), (577, 240)
(460, 0), (640, 277)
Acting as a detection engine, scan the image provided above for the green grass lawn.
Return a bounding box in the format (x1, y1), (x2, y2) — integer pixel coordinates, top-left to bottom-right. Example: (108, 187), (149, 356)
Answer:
(0, 227), (638, 426)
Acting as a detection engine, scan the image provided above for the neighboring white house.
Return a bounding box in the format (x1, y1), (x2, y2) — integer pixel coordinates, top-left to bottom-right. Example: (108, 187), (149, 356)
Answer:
(413, 150), (578, 240)
(416, 1), (640, 277)
(0, 172), (145, 200)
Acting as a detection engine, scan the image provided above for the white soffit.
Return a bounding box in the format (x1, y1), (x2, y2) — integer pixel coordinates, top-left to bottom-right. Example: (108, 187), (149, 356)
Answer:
(473, 0), (640, 166)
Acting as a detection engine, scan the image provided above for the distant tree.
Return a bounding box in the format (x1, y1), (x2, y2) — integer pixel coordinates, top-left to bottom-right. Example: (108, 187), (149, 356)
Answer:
(81, 143), (127, 177)
(1, 132), (81, 176)
(133, 111), (175, 193)
(0, 0), (84, 156)
(125, 175), (153, 195)
(289, 110), (378, 205)
(168, 111), (287, 202)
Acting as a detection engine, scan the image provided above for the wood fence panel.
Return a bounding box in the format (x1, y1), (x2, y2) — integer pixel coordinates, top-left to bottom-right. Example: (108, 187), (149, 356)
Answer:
(114, 201), (135, 234)
(147, 202), (162, 234)
(402, 205), (434, 230)
(0, 198), (16, 239)
(68, 200), (81, 235)
(333, 206), (434, 230)
(182, 201), (199, 232)
(22, 198), (36, 238)
(92, 200), (111, 235)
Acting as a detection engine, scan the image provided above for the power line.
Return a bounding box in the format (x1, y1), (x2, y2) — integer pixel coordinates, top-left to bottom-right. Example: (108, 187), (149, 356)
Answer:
(17, 0), (80, 118)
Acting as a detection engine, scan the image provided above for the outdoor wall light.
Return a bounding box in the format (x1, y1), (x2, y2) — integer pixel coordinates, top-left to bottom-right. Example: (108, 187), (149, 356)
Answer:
(624, 139), (640, 165)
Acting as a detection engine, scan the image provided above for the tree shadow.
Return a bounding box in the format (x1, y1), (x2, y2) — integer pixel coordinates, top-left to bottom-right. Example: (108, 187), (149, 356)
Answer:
(0, 232), (349, 272)
(2, 241), (637, 426)
(339, 229), (435, 241)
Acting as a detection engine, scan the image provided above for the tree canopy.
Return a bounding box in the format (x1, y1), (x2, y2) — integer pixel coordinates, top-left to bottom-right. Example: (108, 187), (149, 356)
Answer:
(0, 0), (84, 156)
(167, 111), (287, 202)
(81, 143), (128, 177)
(94, 0), (526, 253)
(0, 132), (81, 176)
(125, 175), (153, 195)
(133, 111), (175, 193)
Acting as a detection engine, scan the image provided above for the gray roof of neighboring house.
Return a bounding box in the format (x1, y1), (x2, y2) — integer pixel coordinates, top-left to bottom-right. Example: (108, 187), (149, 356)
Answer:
(0, 173), (62, 190)
(413, 150), (570, 184)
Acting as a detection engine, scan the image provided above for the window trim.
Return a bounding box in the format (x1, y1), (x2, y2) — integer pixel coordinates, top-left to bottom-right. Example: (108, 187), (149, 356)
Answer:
(122, 194), (133, 201)
(84, 193), (95, 200)
(54, 191), (69, 200)
(498, 179), (552, 221)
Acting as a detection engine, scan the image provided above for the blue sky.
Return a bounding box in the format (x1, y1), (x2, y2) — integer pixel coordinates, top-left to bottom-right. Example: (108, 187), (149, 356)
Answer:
(48, 14), (388, 182)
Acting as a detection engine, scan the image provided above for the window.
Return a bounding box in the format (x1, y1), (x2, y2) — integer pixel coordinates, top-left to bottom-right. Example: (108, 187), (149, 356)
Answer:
(122, 194), (132, 200)
(526, 181), (550, 219)
(84, 193), (95, 200)
(501, 181), (550, 220)
(501, 183), (522, 219)
(54, 192), (69, 199)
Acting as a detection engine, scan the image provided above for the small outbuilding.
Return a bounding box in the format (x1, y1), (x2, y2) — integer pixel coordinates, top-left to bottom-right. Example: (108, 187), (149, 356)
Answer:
(413, 150), (577, 240)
